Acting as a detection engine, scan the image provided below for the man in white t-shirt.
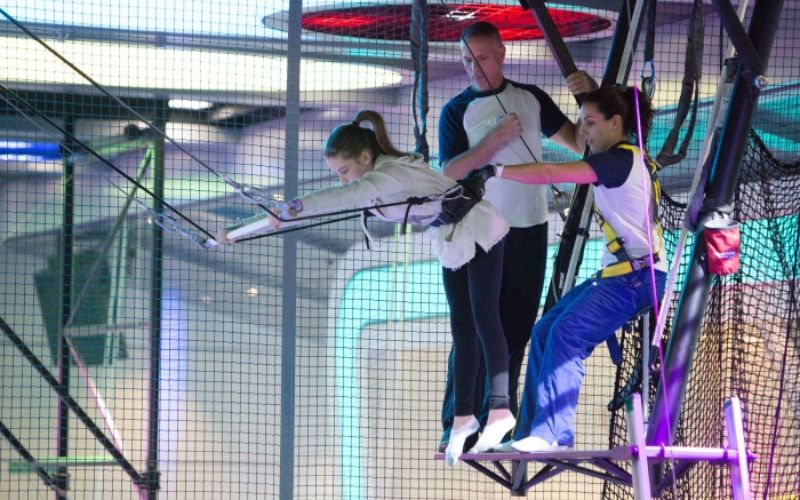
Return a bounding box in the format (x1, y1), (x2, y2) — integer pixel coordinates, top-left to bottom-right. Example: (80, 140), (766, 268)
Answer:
(437, 20), (593, 452)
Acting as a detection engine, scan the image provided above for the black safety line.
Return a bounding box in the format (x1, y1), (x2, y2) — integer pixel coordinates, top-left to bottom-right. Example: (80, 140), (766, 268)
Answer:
(0, 7), (281, 220)
(0, 84), (215, 240)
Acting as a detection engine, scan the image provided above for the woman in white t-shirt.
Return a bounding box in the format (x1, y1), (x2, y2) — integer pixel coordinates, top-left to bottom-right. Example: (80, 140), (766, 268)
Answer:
(491, 86), (667, 453)
(218, 110), (516, 466)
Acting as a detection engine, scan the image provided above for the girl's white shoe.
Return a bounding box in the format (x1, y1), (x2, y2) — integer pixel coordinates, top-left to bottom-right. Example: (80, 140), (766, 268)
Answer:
(469, 414), (516, 453)
(444, 417), (480, 467)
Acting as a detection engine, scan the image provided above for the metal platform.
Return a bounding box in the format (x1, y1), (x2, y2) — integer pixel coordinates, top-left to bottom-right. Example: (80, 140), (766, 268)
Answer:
(434, 395), (754, 499)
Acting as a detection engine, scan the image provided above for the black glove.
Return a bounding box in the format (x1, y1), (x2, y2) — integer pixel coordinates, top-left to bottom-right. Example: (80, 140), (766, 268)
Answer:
(466, 164), (496, 183)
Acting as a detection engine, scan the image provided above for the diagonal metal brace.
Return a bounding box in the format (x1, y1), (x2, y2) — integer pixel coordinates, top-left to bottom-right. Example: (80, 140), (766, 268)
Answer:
(711, 0), (765, 76)
(0, 420), (66, 495)
(0, 316), (146, 487)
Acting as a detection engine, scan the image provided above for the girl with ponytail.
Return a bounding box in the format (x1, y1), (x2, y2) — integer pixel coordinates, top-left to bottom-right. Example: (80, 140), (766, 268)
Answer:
(219, 110), (516, 466)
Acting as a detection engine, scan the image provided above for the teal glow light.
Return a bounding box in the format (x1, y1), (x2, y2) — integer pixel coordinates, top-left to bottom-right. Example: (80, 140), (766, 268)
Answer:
(335, 259), (449, 500)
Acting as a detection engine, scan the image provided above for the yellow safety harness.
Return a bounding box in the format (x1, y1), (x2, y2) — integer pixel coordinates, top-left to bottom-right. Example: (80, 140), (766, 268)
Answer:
(595, 143), (663, 278)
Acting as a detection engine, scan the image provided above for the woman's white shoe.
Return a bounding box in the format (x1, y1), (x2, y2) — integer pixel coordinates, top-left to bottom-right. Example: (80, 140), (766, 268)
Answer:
(511, 436), (567, 453)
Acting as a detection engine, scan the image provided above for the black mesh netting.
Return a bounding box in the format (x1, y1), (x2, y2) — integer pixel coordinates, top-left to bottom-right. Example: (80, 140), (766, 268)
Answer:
(605, 130), (800, 499)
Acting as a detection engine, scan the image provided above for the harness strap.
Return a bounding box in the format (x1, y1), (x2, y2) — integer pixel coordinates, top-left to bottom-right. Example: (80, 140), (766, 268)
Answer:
(655, 0), (704, 168)
(598, 255), (660, 279)
(596, 209), (630, 261)
(430, 167), (488, 228)
(401, 196), (431, 234)
(593, 143), (663, 278)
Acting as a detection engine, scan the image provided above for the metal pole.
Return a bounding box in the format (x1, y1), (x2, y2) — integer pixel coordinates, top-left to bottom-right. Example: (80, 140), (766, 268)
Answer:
(646, 0), (785, 482)
(280, 1), (302, 499)
(55, 116), (77, 500)
(526, 0), (583, 311)
(526, 1), (578, 84)
(626, 394), (652, 500)
(711, 0), (764, 76)
(410, 0), (430, 160)
(145, 101), (168, 499)
(724, 397), (753, 500)
(0, 420), (64, 495)
(537, 0), (648, 311)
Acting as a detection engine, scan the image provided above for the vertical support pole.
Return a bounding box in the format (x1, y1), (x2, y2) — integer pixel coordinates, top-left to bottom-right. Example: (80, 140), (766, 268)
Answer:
(510, 460), (528, 496)
(55, 115), (77, 500)
(646, 0), (785, 464)
(527, 0), (582, 310)
(280, 2), (302, 499)
(626, 394), (652, 500)
(642, 315), (650, 423)
(531, 0), (647, 310)
(145, 101), (168, 499)
(724, 397), (752, 500)
(410, 0), (430, 161)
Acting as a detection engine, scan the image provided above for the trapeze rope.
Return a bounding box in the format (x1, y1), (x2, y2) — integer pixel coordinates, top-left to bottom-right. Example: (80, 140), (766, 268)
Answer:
(630, 82), (679, 498)
(634, 85), (661, 323)
(0, 84), (214, 241)
(0, 7), (288, 223)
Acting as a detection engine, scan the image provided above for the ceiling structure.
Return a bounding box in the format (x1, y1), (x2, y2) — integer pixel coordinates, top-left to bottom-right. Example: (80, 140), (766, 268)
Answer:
(1, 1), (799, 264)
(296, 4), (612, 41)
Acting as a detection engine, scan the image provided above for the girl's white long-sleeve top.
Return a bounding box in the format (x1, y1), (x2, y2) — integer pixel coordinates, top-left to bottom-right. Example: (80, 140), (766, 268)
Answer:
(287, 154), (509, 269)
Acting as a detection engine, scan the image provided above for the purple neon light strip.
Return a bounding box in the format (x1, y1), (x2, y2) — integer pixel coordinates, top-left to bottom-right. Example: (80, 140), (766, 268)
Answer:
(633, 85), (681, 495)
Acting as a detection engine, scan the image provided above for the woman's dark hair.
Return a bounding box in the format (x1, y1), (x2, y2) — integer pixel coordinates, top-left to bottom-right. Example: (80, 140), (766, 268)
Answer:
(324, 110), (406, 161)
(582, 86), (654, 143)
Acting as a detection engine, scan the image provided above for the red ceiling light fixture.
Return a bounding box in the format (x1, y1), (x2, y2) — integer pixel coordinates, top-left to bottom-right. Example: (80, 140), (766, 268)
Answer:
(299, 4), (612, 42)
